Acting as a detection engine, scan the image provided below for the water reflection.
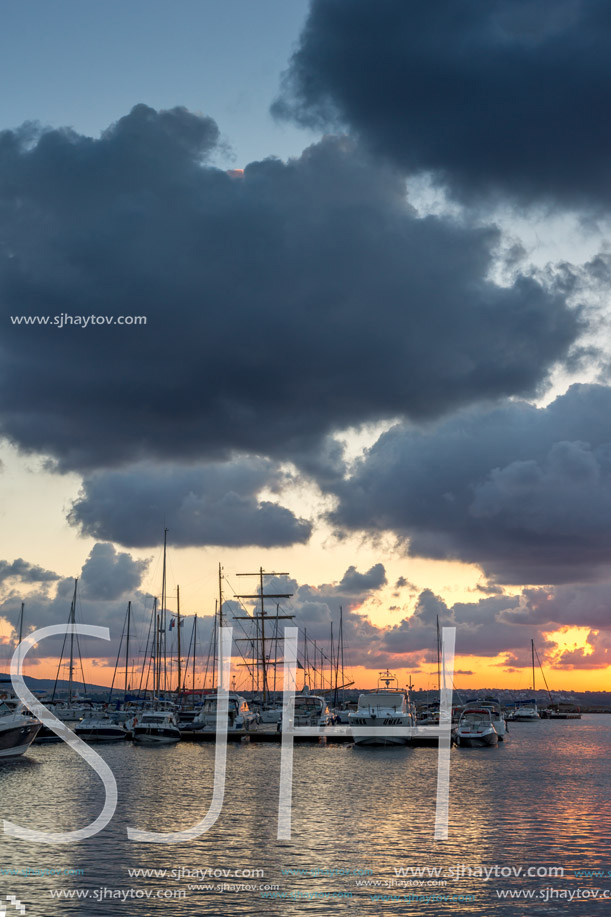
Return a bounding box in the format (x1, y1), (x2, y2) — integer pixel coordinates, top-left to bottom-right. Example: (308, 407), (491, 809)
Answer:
(0, 717), (609, 915)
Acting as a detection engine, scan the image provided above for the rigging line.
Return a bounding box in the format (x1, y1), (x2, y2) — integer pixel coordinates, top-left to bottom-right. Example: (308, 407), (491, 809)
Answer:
(203, 606), (216, 691)
(182, 615), (195, 693)
(533, 643), (553, 702)
(226, 576), (340, 690)
(75, 630), (88, 700)
(218, 575), (261, 682)
(107, 604), (128, 704)
(51, 614), (71, 704)
(138, 603), (155, 700)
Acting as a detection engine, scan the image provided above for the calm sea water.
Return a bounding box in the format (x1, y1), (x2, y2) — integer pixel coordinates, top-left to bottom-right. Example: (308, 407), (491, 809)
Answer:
(1, 716), (610, 916)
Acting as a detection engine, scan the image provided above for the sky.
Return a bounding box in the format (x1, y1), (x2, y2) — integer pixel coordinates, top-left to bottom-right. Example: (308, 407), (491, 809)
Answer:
(1, 0), (611, 695)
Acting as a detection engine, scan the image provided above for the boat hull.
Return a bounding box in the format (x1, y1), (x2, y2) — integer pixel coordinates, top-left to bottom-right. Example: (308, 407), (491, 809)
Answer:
(0, 722), (41, 757)
(455, 730), (498, 748)
(349, 714), (413, 746)
(132, 727), (181, 745)
(352, 735), (410, 747)
(75, 727), (128, 742)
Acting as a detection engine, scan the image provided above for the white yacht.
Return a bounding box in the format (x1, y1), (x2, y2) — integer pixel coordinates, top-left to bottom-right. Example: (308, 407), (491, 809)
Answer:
(253, 703), (283, 725)
(454, 708), (498, 747)
(181, 692), (258, 735)
(278, 685), (334, 732)
(34, 701), (96, 743)
(74, 713), (129, 742)
(464, 697), (507, 740)
(511, 700), (540, 721)
(0, 699), (41, 758)
(349, 671), (416, 746)
(132, 709), (181, 745)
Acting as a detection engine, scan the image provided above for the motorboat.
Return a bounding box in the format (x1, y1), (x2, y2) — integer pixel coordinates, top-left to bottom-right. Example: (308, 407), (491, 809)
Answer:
(132, 709), (181, 745)
(253, 703), (283, 725)
(348, 671), (416, 746)
(34, 702), (96, 743)
(416, 703), (440, 726)
(0, 699), (41, 758)
(464, 697), (507, 740)
(74, 713), (129, 742)
(511, 700), (540, 721)
(454, 708), (498, 747)
(282, 686), (334, 731)
(180, 692), (258, 736)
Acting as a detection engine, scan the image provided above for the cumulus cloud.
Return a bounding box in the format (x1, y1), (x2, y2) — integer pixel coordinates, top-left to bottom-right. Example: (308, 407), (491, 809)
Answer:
(0, 558), (59, 585)
(329, 383), (611, 584)
(337, 563), (386, 593)
(2, 548), (608, 675)
(0, 544), (153, 661)
(0, 105), (580, 475)
(79, 542), (149, 600)
(275, 0), (611, 210)
(68, 460), (312, 548)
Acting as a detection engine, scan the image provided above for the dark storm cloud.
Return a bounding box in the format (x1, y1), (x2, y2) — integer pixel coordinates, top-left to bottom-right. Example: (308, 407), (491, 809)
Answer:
(0, 558), (59, 584)
(506, 583), (611, 631)
(79, 542), (149, 600)
(381, 589), (551, 663)
(337, 563), (386, 593)
(329, 384), (611, 585)
(0, 105), (580, 473)
(275, 0), (611, 210)
(68, 460), (312, 548)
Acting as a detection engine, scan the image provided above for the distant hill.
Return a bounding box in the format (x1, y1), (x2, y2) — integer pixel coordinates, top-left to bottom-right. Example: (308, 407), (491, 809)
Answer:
(0, 671), (114, 698)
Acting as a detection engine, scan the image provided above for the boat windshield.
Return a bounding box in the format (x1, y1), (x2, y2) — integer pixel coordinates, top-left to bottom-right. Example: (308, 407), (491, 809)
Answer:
(359, 693), (404, 711)
(203, 698), (240, 713)
(294, 697), (322, 710)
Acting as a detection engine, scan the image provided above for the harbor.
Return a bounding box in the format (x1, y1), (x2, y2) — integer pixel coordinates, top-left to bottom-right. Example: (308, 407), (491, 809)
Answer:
(1, 713), (609, 917)
(2, 3), (611, 914)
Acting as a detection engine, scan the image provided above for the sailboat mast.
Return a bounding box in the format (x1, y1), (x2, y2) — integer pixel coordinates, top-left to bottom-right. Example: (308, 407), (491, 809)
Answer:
(234, 568), (293, 704)
(192, 614), (197, 690)
(259, 568), (267, 703)
(68, 579), (77, 706)
(18, 602), (24, 646)
(339, 605), (345, 704)
(153, 597), (159, 698)
(176, 585), (181, 696)
(161, 528), (168, 694)
(436, 615), (441, 693)
(125, 600), (131, 697)
(531, 638), (536, 692)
